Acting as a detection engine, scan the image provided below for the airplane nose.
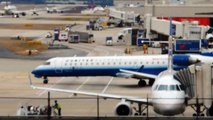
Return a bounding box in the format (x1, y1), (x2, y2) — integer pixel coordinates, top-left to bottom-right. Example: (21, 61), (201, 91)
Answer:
(31, 69), (36, 74)
(31, 68), (43, 78)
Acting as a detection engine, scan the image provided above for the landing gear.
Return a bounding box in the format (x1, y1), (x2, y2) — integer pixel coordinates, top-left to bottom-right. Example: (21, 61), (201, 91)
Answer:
(133, 100), (149, 117)
(191, 97), (206, 117)
(43, 76), (48, 84)
(138, 80), (146, 87)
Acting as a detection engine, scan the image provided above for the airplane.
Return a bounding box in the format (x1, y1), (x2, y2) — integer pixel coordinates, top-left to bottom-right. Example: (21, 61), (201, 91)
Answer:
(46, 7), (65, 13)
(46, 4), (88, 14)
(0, 3), (39, 17)
(31, 54), (195, 85)
(31, 52), (213, 86)
(30, 18), (213, 116)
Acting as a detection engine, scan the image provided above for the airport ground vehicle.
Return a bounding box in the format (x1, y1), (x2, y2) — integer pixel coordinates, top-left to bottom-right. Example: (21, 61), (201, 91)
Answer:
(68, 34), (80, 43)
(58, 32), (68, 41)
(105, 36), (113, 46)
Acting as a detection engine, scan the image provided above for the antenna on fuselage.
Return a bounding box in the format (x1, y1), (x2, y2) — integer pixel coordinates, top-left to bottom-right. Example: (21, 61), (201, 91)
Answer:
(168, 17), (173, 73)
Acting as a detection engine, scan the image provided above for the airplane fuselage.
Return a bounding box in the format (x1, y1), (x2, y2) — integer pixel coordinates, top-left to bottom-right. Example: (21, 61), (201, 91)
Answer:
(32, 54), (213, 78)
(151, 71), (186, 116)
(32, 55), (187, 78)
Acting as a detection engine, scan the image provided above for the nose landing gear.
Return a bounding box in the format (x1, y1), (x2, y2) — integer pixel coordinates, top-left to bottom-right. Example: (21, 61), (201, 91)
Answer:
(43, 76), (48, 84)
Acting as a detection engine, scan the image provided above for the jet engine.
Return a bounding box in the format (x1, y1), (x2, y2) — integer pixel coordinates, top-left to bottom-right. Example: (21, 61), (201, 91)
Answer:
(173, 55), (199, 66)
(115, 101), (132, 116)
(21, 12), (26, 16)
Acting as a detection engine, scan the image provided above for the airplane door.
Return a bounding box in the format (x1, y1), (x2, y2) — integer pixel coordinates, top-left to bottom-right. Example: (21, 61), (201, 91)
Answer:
(55, 59), (63, 73)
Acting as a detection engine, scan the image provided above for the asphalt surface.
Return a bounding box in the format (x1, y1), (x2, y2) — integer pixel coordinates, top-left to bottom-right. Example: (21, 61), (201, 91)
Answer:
(0, 47), (87, 60)
(0, 4), (204, 117)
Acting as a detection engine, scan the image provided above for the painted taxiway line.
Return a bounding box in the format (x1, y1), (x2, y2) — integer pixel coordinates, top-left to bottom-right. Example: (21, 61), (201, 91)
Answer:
(36, 77), (65, 97)
(69, 77), (91, 97)
(101, 77), (114, 93)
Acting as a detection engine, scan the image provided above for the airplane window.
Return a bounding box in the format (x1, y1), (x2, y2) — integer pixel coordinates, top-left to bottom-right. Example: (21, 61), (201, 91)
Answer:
(169, 85), (176, 91)
(158, 85), (168, 91)
(43, 62), (50, 65)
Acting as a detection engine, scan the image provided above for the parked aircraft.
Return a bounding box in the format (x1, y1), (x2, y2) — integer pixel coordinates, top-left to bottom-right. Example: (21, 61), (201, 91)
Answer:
(46, 6), (65, 13)
(31, 52), (213, 85)
(0, 4), (39, 17)
(46, 4), (88, 13)
(30, 19), (213, 116)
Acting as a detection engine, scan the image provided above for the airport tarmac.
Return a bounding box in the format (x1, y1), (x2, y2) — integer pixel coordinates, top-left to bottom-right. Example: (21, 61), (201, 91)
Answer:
(0, 5), (199, 117)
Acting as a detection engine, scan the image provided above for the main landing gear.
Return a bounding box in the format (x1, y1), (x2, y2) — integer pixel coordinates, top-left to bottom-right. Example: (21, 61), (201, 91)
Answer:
(43, 76), (48, 84)
(138, 79), (155, 87)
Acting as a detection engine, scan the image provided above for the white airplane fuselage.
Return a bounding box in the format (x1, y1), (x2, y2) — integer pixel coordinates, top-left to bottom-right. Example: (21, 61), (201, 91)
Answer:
(151, 71), (185, 116)
(3, 5), (17, 15)
(32, 54), (213, 79)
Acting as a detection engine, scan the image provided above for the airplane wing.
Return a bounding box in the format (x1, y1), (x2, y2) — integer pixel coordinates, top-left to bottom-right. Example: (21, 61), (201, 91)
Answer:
(29, 75), (152, 104)
(119, 69), (158, 79)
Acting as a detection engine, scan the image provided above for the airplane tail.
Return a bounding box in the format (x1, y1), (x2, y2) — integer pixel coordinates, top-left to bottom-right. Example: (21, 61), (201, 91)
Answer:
(168, 17), (173, 72)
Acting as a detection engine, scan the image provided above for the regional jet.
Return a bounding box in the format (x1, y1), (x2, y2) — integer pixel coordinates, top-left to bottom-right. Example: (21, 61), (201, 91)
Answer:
(31, 52), (213, 85)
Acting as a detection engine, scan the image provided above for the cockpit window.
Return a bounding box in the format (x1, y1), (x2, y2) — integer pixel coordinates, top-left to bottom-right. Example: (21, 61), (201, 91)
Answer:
(169, 85), (176, 91)
(43, 62), (50, 65)
(176, 85), (180, 91)
(158, 85), (168, 91)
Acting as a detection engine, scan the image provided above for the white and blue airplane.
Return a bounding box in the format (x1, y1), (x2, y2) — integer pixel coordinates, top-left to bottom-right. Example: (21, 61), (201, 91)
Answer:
(32, 52), (213, 85)
(30, 22), (213, 116)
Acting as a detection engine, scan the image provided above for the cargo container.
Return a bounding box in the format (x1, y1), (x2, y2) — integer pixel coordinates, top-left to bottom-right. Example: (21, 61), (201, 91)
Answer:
(68, 34), (80, 43)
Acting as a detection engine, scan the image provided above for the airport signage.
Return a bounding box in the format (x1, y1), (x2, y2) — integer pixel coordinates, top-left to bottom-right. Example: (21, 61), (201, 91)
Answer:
(175, 39), (201, 53)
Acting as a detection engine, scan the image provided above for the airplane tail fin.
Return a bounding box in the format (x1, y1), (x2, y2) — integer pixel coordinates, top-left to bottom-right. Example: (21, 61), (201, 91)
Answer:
(168, 17), (173, 72)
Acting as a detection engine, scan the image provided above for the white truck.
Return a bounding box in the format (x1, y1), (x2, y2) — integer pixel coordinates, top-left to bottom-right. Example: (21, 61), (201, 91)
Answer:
(58, 31), (68, 41)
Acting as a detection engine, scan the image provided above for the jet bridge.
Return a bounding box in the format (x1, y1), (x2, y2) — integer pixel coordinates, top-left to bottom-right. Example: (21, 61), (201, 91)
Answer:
(174, 63), (213, 116)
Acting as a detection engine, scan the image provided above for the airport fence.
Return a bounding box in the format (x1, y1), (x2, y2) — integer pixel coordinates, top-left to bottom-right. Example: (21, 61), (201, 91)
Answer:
(0, 96), (213, 119)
